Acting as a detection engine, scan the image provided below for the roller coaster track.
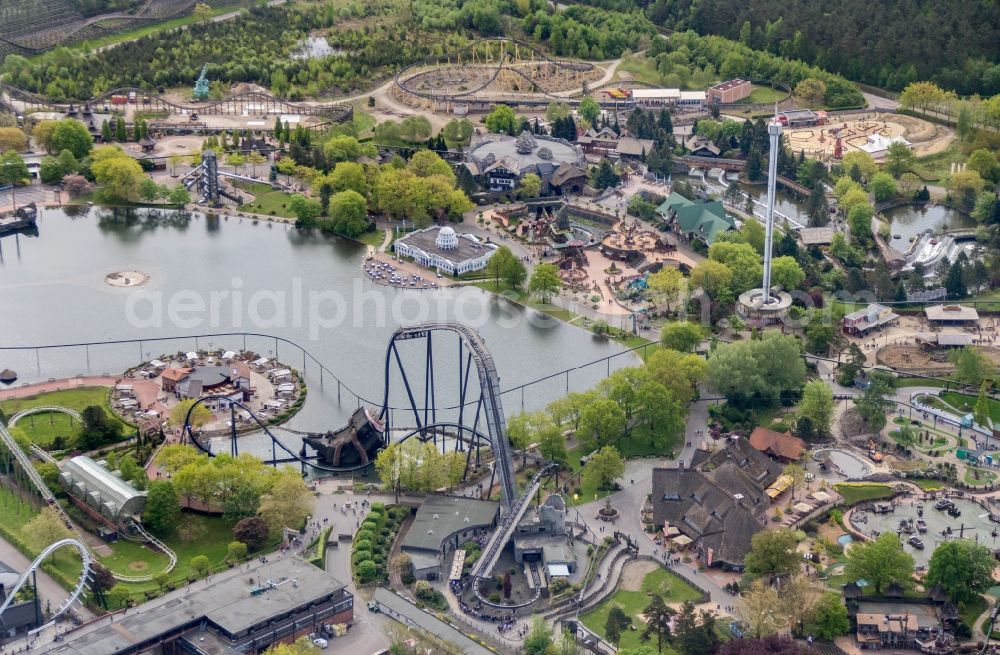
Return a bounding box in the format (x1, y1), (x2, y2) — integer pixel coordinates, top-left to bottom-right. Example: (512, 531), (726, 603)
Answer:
(0, 83), (352, 122)
(8, 405), (82, 427)
(394, 36), (596, 102)
(0, 419), (176, 583)
(0, 538), (90, 633)
(0, 0), (199, 56)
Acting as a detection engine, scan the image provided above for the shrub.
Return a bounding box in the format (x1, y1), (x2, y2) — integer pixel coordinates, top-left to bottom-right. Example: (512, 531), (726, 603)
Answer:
(357, 559), (378, 583)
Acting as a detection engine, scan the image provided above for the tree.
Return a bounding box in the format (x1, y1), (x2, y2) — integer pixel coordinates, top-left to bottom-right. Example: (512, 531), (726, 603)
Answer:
(968, 149), (1000, 183)
(674, 600), (721, 655)
(192, 2), (213, 22)
(798, 380), (834, 435)
(170, 398), (212, 429)
(258, 471), (314, 532)
(88, 563), (116, 608)
(844, 532), (915, 594)
(899, 81), (949, 113)
(738, 580), (784, 638)
(708, 241), (762, 294)
(885, 142), (915, 178)
(0, 151), (28, 189)
(323, 135), (363, 164)
(289, 194), (322, 225)
(706, 334), (805, 404)
(23, 507), (72, 561)
(223, 485), (262, 523)
(950, 170), (985, 210)
(688, 259), (733, 298)
(138, 177), (160, 203)
(327, 189), (368, 237)
(720, 636), (809, 655)
(114, 116), (127, 142)
(143, 480), (181, 537)
(246, 150), (266, 177)
(647, 267), (685, 306)
(485, 246), (526, 290)
(106, 584), (131, 610)
(519, 172), (542, 198)
(854, 372), (895, 431)
(769, 256), (804, 290)
(407, 150), (454, 182)
(524, 617), (555, 655)
(660, 322), (703, 352)
(925, 539), (996, 604)
(605, 605), (632, 644)
(578, 400), (626, 451)
(62, 174), (92, 198)
(168, 184), (190, 206)
(77, 404), (122, 449)
(579, 97), (601, 127)
(847, 202), (874, 247)
(869, 172), (897, 201)
(50, 118), (93, 159)
(743, 528), (800, 580)
(233, 516), (269, 551)
(944, 260), (967, 299)
(839, 152), (878, 183)
(528, 263), (562, 302)
(794, 78), (826, 105)
(484, 105), (519, 135)
(802, 593), (850, 641)
(90, 146), (143, 201)
(0, 127), (27, 153)
(502, 570), (512, 599)
(593, 159), (620, 189)
(641, 594), (676, 652)
(227, 540), (248, 562)
(190, 554), (210, 578)
(442, 119), (474, 147)
(581, 446), (625, 491)
(33, 120), (57, 153)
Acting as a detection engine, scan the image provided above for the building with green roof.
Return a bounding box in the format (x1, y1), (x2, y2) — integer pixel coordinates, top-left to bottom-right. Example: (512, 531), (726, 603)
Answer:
(655, 192), (735, 244)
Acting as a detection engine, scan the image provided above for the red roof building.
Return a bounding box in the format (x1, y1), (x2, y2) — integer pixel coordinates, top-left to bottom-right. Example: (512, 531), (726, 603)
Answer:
(748, 427), (805, 462)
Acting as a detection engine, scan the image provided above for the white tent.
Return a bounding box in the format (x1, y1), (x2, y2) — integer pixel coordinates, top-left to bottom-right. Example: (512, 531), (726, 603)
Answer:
(221, 351), (236, 360)
(149, 359), (166, 368)
(186, 352), (198, 361)
(253, 357), (269, 367)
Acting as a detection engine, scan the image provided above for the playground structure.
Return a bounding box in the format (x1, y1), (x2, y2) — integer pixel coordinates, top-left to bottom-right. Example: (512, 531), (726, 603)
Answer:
(180, 149), (294, 206)
(600, 219), (667, 262)
(392, 37), (602, 112)
(784, 114), (915, 160)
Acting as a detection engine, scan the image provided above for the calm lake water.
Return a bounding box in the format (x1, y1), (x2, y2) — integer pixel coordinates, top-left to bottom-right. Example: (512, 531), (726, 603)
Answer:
(884, 204), (975, 244)
(0, 208), (635, 440)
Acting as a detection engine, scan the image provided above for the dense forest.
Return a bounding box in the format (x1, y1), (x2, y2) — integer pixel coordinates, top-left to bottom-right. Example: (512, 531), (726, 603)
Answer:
(649, 31), (865, 108)
(579, 0), (1000, 96)
(2, 0), (655, 100)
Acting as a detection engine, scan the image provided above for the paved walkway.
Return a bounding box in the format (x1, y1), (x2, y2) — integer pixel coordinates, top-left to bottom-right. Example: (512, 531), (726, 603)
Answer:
(0, 376), (119, 401)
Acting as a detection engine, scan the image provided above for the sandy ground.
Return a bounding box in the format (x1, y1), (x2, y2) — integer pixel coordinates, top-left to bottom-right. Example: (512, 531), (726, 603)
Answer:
(784, 111), (954, 160)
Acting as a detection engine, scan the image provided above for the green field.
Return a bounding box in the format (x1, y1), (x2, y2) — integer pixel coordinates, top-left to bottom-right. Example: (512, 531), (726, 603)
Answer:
(615, 53), (667, 87)
(747, 85), (787, 104)
(912, 142), (964, 183)
(239, 190), (297, 219)
(1, 387), (130, 447)
(833, 483), (894, 506)
(940, 391), (1000, 421)
(580, 566), (703, 651)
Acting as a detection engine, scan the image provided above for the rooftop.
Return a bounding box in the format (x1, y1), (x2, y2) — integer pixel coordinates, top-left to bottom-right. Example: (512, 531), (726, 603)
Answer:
(710, 79), (751, 92)
(748, 427), (806, 461)
(402, 496), (498, 553)
(467, 132), (583, 175)
(925, 304), (979, 322)
(799, 227), (835, 245)
(49, 557), (347, 655)
(780, 109), (818, 120)
(396, 226), (497, 266)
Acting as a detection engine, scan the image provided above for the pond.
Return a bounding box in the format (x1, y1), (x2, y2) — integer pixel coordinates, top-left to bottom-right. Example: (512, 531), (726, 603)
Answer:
(850, 497), (1000, 567)
(0, 207), (636, 457)
(291, 36), (346, 60)
(813, 448), (873, 480)
(884, 203), (975, 244)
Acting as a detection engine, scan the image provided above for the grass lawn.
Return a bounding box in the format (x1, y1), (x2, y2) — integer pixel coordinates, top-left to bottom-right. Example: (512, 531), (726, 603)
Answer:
(941, 391), (1000, 422)
(833, 483), (894, 506)
(474, 282), (576, 322)
(912, 142), (964, 183)
(896, 377), (948, 389)
(1, 387), (130, 447)
(356, 230), (387, 247)
(580, 566), (702, 651)
(964, 468), (997, 486)
(747, 85), (787, 104)
(908, 478), (945, 491)
(616, 53), (666, 87)
(961, 594), (988, 631)
(239, 190), (297, 218)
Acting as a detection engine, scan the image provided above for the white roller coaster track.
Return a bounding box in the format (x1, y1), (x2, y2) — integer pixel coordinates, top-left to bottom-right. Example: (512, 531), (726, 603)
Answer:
(0, 420), (176, 583)
(0, 538), (91, 634)
(7, 406), (83, 427)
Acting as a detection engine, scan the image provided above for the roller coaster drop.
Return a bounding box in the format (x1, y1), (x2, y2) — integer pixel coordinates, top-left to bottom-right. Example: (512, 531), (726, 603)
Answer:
(182, 323), (522, 511)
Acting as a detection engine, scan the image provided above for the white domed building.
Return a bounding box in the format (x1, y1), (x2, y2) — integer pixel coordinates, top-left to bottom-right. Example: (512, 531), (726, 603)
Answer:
(394, 224), (498, 276)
